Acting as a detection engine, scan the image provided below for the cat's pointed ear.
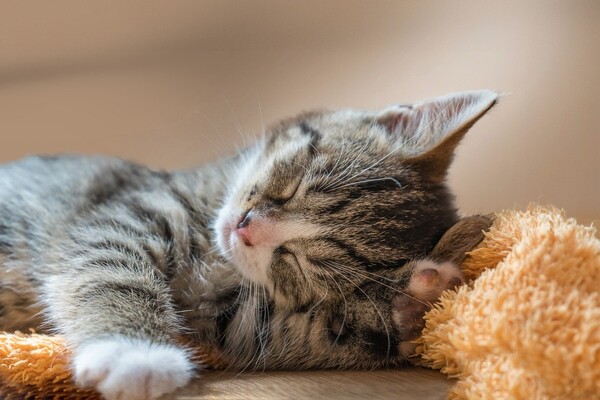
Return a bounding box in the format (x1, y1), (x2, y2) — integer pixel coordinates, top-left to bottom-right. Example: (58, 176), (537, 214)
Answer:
(377, 90), (498, 182)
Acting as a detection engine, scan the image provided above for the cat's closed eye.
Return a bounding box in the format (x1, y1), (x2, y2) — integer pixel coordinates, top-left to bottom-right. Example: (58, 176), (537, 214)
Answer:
(265, 172), (304, 205)
(278, 173), (304, 202)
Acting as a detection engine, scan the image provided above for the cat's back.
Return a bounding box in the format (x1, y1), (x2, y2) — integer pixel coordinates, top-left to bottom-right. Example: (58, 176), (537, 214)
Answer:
(0, 155), (162, 239)
(0, 155), (150, 330)
(0, 155), (140, 208)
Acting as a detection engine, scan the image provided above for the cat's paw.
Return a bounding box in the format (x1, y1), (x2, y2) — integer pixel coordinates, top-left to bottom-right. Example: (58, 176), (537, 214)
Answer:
(405, 260), (464, 304)
(392, 260), (464, 356)
(73, 337), (195, 400)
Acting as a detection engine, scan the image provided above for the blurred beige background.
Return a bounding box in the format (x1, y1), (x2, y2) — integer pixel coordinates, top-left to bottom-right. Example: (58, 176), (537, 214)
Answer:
(1, 0), (598, 223)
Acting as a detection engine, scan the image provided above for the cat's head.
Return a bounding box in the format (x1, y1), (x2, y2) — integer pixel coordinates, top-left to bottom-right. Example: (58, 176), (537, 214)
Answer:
(214, 90), (497, 309)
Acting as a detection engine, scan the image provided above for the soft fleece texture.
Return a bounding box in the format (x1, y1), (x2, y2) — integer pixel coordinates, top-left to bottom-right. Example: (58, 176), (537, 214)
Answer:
(1, 206), (598, 399)
(415, 206), (600, 399)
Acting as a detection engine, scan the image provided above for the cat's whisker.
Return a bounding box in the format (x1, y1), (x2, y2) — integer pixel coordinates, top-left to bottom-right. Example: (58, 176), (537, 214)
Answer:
(252, 283), (269, 372)
(257, 96), (267, 139)
(319, 142), (365, 191)
(199, 113), (236, 158)
(333, 271), (394, 359)
(333, 176), (403, 191)
(320, 139), (372, 192)
(319, 267), (349, 347)
(231, 284), (261, 376)
(223, 95), (248, 151)
(222, 278), (251, 371)
(318, 259), (389, 282)
(322, 261), (432, 308)
(314, 141), (346, 191)
(259, 285), (271, 371)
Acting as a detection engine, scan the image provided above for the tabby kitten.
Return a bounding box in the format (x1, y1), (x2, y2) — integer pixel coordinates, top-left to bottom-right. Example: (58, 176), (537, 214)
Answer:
(0, 90), (497, 399)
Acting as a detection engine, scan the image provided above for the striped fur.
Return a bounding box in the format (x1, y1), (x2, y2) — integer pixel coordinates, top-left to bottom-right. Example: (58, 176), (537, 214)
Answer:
(0, 91), (497, 398)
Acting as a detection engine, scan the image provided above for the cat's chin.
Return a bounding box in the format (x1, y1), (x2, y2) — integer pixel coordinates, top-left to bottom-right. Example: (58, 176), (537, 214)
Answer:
(229, 240), (273, 287)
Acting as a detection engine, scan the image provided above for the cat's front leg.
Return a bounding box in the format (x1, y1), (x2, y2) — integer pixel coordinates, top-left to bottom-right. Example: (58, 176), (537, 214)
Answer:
(44, 270), (196, 400)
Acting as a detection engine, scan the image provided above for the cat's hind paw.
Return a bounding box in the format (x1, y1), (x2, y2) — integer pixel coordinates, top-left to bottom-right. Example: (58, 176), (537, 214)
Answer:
(73, 336), (195, 400)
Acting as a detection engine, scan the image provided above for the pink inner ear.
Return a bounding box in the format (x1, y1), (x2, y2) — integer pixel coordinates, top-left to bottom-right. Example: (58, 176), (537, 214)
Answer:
(378, 107), (420, 139)
(379, 112), (405, 134)
(376, 90), (498, 157)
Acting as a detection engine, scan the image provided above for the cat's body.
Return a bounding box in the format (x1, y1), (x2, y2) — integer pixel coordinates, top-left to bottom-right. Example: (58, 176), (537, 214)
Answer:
(0, 90), (498, 400)
(0, 155), (236, 336)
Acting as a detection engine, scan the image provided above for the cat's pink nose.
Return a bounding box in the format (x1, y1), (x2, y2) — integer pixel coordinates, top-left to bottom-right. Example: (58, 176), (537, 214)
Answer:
(236, 211), (253, 246)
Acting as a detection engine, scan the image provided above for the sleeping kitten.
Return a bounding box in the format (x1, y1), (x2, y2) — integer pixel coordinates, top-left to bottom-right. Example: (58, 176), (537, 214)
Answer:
(0, 90), (497, 399)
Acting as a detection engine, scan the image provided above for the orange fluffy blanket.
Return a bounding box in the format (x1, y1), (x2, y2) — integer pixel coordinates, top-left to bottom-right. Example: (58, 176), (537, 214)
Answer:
(1, 206), (598, 399)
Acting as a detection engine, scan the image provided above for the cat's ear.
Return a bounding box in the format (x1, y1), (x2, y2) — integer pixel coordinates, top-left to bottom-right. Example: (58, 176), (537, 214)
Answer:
(377, 90), (498, 182)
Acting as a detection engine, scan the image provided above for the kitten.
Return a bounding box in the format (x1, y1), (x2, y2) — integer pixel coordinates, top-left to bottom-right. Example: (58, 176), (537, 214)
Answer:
(0, 90), (497, 399)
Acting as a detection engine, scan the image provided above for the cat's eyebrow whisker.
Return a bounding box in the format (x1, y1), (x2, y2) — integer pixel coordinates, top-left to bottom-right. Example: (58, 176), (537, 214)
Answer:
(199, 113), (234, 157)
(323, 261), (431, 308)
(314, 142), (346, 191)
(320, 139), (370, 191)
(223, 95), (249, 150)
(322, 103), (449, 193)
(257, 96), (266, 139)
(333, 176), (403, 191)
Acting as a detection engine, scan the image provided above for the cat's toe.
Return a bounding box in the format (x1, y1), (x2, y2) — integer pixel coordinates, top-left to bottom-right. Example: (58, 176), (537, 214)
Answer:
(73, 337), (196, 400)
(406, 260), (464, 302)
(74, 339), (121, 387)
(391, 260), (464, 355)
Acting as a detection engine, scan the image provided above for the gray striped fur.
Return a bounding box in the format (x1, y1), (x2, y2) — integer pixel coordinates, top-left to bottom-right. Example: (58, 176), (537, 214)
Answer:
(0, 91), (497, 398)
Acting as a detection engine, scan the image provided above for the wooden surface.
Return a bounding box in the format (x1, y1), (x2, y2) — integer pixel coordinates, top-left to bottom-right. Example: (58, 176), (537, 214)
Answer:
(168, 368), (453, 400)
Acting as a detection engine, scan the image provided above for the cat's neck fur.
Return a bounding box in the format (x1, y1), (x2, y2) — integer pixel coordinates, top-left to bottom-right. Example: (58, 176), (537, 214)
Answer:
(168, 151), (265, 348)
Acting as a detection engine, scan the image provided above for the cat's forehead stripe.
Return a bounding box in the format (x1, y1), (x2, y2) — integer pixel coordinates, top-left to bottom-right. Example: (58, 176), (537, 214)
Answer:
(299, 121), (321, 142)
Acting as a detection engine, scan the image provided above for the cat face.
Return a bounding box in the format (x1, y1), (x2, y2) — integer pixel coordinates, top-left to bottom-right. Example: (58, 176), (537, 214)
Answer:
(215, 90), (497, 310)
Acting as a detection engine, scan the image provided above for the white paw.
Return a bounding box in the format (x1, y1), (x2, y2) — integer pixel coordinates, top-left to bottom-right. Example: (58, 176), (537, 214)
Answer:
(73, 336), (195, 400)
